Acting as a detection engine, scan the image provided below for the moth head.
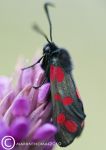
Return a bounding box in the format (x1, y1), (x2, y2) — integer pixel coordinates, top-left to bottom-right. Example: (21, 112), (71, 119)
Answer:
(43, 42), (58, 54)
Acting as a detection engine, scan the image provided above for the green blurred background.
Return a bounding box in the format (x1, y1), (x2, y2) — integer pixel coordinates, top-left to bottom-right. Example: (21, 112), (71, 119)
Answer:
(0, 0), (106, 150)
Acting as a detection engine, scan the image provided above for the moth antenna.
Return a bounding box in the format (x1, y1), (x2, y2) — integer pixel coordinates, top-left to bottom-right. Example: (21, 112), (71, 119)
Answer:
(44, 3), (54, 42)
(33, 24), (51, 43)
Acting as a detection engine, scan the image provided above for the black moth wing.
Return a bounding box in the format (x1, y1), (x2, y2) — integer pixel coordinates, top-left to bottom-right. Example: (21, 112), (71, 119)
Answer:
(50, 49), (86, 147)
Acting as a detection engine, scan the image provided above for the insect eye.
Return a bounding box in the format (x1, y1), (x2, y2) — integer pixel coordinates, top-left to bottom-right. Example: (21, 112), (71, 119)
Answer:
(44, 46), (50, 53)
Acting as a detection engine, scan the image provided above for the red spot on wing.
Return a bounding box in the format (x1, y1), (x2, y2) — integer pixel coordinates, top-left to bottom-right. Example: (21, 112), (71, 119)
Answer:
(50, 65), (56, 81)
(56, 67), (64, 82)
(63, 97), (74, 106)
(56, 113), (66, 125)
(50, 65), (64, 83)
(64, 120), (78, 133)
(54, 93), (62, 101)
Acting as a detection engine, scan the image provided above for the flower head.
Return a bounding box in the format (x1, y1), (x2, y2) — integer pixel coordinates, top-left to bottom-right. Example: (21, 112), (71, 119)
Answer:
(0, 61), (57, 150)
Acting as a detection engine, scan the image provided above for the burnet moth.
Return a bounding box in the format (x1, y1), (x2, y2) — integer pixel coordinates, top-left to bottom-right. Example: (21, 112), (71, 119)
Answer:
(22, 3), (86, 147)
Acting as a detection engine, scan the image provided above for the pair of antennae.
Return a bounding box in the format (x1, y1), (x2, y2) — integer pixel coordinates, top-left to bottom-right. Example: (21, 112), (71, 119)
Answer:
(33, 3), (54, 43)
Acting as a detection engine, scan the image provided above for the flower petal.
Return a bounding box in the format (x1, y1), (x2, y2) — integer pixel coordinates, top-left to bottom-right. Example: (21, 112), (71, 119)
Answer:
(37, 83), (50, 104)
(29, 103), (46, 124)
(21, 68), (34, 88)
(0, 76), (11, 100)
(0, 119), (8, 139)
(0, 120), (9, 150)
(3, 85), (31, 124)
(33, 123), (57, 141)
(33, 63), (45, 87)
(11, 97), (30, 116)
(0, 91), (15, 117)
(39, 103), (52, 122)
(10, 117), (29, 142)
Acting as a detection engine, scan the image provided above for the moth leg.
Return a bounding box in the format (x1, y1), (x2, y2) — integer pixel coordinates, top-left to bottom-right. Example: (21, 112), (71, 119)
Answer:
(33, 78), (47, 89)
(22, 55), (44, 70)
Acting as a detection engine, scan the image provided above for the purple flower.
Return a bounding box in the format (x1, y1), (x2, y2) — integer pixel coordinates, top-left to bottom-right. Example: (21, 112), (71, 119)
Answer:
(0, 61), (57, 150)
(0, 76), (11, 100)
